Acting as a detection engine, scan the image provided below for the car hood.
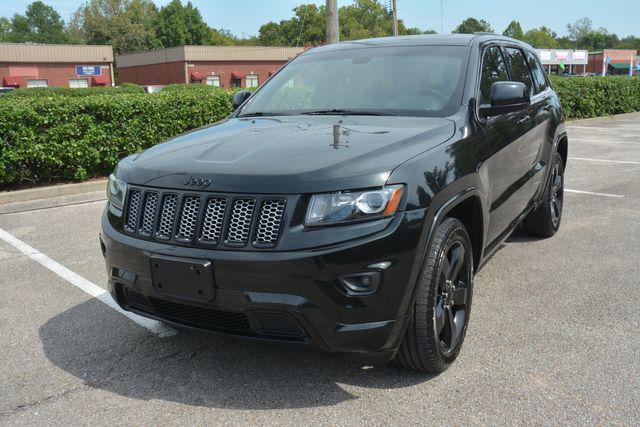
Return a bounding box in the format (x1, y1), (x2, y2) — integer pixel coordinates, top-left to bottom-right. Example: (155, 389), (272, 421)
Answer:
(117, 115), (455, 194)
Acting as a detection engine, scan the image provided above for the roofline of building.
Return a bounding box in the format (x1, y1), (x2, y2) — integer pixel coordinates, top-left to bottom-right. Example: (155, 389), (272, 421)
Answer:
(0, 43), (114, 63)
(116, 45), (305, 68)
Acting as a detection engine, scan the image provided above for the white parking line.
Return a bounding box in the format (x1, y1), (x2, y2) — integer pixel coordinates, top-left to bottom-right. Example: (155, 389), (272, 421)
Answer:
(569, 157), (640, 165)
(568, 125), (640, 131)
(570, 138), (640, 145)
(565, 189), (624, 198)
(0, 227), (176, 338)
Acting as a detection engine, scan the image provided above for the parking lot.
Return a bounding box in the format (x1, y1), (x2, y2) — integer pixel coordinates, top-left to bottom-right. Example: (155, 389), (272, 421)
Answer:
(1, 113), (639, 425)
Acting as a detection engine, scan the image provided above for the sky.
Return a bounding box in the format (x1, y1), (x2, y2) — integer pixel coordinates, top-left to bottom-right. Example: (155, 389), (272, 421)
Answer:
(2, 0), (638, 39)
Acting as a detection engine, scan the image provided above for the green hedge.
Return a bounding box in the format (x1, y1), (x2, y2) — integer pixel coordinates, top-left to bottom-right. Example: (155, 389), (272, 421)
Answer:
(0, 88), (233, 187)
(4, 83), (145, 98)
(549, 76), (640, 119)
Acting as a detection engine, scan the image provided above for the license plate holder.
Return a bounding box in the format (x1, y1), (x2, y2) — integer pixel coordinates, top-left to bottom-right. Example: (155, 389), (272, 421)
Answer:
(150, 255), (214, 302)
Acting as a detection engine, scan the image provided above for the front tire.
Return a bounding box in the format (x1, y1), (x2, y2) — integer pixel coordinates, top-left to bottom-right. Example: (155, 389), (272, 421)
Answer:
(395, 218), (474, 373)
(523, 152), (564, 237)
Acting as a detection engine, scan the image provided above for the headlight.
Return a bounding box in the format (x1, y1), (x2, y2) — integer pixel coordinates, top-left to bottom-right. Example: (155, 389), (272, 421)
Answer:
(305, 185), (404, 227)
(107, 173), (127, 211)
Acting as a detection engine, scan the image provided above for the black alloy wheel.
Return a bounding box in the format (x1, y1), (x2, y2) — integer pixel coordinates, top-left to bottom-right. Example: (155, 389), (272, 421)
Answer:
(396, 217), (474, 373)
(523, 152), (565, 237)
(435, 238), (472, 356)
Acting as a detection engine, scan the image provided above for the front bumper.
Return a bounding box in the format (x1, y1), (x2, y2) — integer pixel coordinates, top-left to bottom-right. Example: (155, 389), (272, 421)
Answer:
(100, 207), (428, 362)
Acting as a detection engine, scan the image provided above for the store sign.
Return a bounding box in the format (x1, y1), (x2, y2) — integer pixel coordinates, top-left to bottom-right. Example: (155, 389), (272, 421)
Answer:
(555, 51), (570, 61)
(539, 51), (552, 61)
(572, 51), (587, 62)
(76, 65), (102, 76)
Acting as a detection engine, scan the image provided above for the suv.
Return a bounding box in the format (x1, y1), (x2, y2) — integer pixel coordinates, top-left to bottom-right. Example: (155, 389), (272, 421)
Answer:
(101, 34), (567, 372)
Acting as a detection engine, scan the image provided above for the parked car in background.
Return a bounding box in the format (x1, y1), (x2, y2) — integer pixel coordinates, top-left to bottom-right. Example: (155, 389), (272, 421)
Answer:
(0, 87), (15, 94)
(101, 34), (567, 372)
(144, 85), (165, 94)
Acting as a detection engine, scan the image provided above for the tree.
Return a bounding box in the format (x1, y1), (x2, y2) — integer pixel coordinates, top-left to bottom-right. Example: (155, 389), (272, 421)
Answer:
(522, 26), (559, 48)
(502, 20), (524, 40)
(0, 17), (10, 41)
(68, 0), (160, 54)
(6, 1), (69, 43)
(155, 0), (209, 47)
(567, 17), (592, 44)
(258, 4), (324, 46)
(257, 1), (426, 46)
(452, 17), (493, 34)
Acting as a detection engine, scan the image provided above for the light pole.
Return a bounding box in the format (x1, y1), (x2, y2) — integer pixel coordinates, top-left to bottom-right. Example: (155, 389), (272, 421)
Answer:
(391, 0), (398, 36)
(326, 0), (339, 44)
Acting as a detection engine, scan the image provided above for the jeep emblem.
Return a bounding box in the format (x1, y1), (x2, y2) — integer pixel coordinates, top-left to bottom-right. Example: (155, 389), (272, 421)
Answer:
(183, 175), (212, 188)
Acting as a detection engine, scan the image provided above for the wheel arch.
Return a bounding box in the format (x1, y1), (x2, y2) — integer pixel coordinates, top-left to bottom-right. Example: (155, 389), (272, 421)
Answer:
(556, 133), (568, 170)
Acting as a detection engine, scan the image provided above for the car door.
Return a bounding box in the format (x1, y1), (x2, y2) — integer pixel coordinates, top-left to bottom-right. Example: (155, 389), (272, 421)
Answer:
(523, 49), (555, 198)
(478, 44), (536, 244)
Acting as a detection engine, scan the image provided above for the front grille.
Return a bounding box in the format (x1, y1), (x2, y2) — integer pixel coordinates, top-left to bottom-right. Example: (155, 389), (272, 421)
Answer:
(122, 187), (287, 249)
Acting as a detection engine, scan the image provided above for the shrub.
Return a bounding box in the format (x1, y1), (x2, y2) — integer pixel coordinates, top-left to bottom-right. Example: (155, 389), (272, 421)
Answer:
(549, 76), (640, 119)
(4, 83), (145, 98)
(0, 88), (233, 187)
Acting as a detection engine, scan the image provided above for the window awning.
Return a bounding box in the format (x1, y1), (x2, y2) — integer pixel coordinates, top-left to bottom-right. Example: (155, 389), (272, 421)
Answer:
(3, 76), (26, 87)
(190, 71), (205, 81)
(231, 71), (245, 79)
(92, 75), (108, 86)
(609, 62), (631, 70)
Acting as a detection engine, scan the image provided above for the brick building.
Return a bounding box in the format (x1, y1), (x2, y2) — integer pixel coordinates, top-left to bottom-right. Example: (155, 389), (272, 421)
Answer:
(586, 49), (638, 75)
(0, 43), (114, 88)
(116, 45), (305, 88)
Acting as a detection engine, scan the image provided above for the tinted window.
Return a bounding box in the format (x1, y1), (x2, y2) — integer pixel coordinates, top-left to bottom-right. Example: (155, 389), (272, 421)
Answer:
(479, 46), (509, 105)
(239, 46), (469, 118)
(504, 47), (534, 95)
(525, 51), (549, 94)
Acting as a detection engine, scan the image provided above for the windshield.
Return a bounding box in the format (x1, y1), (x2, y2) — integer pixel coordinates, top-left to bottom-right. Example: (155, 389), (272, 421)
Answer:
(239, 45), (469, 118)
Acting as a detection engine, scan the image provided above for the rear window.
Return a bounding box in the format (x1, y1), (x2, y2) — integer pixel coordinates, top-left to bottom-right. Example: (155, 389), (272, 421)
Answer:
(525, 51), (550, 94)
(504, 47), (534, 95)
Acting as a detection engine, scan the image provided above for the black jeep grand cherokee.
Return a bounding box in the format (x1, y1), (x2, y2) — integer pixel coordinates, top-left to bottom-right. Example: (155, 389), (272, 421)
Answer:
(101, 34), (567, 372)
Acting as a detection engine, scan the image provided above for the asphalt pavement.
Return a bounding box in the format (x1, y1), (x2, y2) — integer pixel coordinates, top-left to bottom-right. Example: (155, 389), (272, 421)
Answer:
(1, 114), (639, 425)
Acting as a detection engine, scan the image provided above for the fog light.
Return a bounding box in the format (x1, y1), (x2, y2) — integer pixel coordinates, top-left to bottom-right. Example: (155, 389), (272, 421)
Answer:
(337, 272), (381, 296)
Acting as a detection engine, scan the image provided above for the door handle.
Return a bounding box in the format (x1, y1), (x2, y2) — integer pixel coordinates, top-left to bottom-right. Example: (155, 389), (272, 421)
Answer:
(517, 116), (531, 127)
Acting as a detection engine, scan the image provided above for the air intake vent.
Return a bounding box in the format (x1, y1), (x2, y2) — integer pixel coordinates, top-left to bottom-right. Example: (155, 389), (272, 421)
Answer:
(175, 196), (202, 242)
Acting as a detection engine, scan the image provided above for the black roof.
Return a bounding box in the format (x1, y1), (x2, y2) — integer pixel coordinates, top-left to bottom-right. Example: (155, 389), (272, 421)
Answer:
(307, 34), (533, 54)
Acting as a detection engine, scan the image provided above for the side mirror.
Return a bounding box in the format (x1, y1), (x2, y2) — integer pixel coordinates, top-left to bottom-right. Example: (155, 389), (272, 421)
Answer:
(232, 90), (252, 110)
(479, 81), (530, 118)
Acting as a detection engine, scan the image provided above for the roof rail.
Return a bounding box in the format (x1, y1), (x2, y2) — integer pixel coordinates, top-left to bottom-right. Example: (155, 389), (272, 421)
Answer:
(473, 32), (496, 35)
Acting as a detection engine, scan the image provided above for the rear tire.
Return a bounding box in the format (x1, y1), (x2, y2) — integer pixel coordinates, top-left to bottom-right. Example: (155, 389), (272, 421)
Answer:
(523, 152), (564, 237)
(395, 218), (474, 373)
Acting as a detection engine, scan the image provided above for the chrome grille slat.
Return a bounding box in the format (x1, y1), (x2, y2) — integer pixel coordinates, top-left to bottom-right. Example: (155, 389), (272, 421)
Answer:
(175, 196), (202, 241)
(226, 198), (256, 245)
(199, 197), (227, 244)
(254, 199), (286, 247)
(122, 188), (283, 249)
(124, 190), (142, 233)
(139, 192), (159, 236)
(156, 194), (178, 240)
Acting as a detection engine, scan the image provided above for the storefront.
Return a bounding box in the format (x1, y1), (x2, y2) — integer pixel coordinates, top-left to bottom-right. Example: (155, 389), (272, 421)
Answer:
(0, 43), (114, 88)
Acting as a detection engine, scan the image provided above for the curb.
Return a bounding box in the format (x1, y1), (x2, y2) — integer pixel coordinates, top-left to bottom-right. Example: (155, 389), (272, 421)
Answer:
(0, 179), (107, 205)
(567, 111), (640, 125)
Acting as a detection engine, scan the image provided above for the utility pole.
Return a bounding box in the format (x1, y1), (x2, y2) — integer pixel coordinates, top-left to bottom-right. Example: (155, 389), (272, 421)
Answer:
(326, 0), (338, 44)
(391, 0), (398, 36)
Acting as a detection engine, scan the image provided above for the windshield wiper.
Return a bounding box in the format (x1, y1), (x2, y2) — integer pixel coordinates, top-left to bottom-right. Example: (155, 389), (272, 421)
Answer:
(237, 112), (283, 118)
(300, 109), (397, 116)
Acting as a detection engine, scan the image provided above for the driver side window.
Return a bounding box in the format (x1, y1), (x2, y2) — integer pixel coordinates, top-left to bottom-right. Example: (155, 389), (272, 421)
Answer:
(479, 46), (509, 105)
